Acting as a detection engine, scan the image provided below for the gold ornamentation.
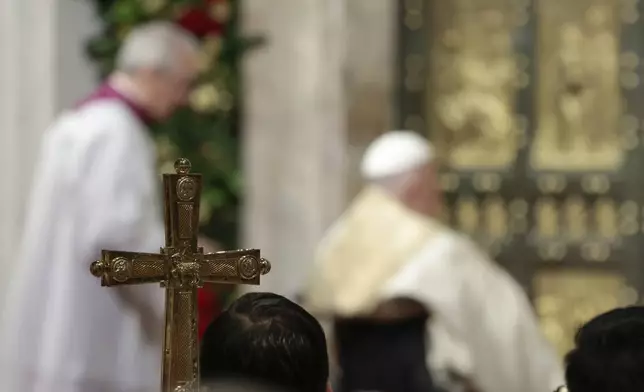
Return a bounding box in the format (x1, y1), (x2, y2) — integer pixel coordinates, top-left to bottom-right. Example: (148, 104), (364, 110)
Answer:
(483, 196), (508, 241)
(88, 159), (272, 392)
(177, 177), (197, 201)
(564, 196), (587, 242)
(621, 114), (639, 149)
(428, 4), (519, 169)
(455, 197), (479, 234)
(535, 270), (632, 356)
(473, 173), (502, 192)
(620, 51), (639, 68)
(537, 243), (567, 261)
(535, 197), (559, 238)
(537, 174), (567, 193)
(620, 71), (639, 89)
(580, 241), (610, 262)
(620, 1), (639, 24)
(174, 384), (192, 392)
(237, 255), (259, 280)
(111, 257), (132, 283)
(174, 158), (191, 174)
(259, 258), (271, 275)
(89, 260), (106, 277)
(618, 201), (638, 236)
(532, 2), (622, 171)
(594, 198), (617, 239)
(581, 174), (610, 194)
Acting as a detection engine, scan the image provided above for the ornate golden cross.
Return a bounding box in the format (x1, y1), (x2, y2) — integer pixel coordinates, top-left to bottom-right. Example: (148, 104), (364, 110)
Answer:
(89, 158), (271, 392)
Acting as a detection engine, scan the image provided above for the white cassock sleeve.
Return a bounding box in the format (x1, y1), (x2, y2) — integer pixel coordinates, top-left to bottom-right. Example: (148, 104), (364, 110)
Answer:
(79, 127), (160, 253)
(383, 233), (470, 346)
(0, 106), (165, 392)
(383, 233), (564, 392)
(76, 121), (165, 316)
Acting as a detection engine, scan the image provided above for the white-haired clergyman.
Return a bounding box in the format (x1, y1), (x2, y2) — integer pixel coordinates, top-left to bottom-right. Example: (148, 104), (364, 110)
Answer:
(0, 22), (200, 392)
(305, 131), (564, 392)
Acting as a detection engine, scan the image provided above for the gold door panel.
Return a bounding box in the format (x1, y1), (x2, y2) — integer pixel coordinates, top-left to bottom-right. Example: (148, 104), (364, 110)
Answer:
(535, 270), (636, 356)
(428, 0), (524, 170)
(532, 0), (623, 172)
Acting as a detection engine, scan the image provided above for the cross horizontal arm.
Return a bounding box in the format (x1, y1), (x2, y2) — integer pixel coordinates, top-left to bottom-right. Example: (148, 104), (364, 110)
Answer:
(201, 249), (271, 285)
(90, 250), (167, 286)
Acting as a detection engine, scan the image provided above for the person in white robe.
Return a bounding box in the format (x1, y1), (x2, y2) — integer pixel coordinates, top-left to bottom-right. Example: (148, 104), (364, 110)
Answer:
(0, 22), (200, 392)
(304, 131), (564, 392)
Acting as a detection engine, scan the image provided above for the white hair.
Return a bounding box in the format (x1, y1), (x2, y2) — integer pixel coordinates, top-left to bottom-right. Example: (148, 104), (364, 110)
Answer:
(116, 22), (200, 73)
(360, 131), (434, 192)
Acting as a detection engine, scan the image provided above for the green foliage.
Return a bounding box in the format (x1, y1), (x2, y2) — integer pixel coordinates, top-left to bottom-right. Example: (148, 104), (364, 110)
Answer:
(84, 0), (262, 248)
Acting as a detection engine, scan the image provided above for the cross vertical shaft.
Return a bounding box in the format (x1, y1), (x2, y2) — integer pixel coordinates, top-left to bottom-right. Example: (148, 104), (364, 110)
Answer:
(89, 158), (271, 392)
(160, 158), (202, 391)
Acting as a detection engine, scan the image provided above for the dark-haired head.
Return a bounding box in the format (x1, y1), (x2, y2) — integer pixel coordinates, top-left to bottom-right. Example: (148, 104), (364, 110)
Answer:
(564, 306), (644, 392)
(200, 292), (329, 392)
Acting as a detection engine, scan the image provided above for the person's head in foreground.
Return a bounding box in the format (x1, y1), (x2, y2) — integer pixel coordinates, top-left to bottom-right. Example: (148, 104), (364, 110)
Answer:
(200, 292), (330, 392)
(361, 130), (441, 217)
(563, 306), (644, 392)
(112, 21), (200, 120)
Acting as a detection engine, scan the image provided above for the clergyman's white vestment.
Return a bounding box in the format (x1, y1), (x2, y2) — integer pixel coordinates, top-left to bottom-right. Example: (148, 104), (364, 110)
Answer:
(305, 187), (564, 392)
(382, 230), (564, 392)
(0, 100), (165, 392)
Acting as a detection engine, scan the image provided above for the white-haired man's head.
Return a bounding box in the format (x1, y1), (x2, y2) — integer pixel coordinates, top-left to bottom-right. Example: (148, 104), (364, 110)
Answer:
(361, 131), (441, 217)
(113, 22), (200, 120)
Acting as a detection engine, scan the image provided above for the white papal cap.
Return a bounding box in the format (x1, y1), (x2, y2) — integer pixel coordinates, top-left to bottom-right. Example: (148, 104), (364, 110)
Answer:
(360, 130), (434, 180)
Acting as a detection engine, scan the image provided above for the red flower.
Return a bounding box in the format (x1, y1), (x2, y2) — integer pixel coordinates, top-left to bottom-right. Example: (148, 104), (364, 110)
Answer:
(176, 0), (228, 38)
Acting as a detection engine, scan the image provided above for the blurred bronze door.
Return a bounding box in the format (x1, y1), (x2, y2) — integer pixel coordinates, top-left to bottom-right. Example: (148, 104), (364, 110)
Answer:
(395, 0), (644, 356)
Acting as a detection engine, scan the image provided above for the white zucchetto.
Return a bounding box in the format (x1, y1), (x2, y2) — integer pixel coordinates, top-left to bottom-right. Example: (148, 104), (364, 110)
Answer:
(360, 130), (434, 180)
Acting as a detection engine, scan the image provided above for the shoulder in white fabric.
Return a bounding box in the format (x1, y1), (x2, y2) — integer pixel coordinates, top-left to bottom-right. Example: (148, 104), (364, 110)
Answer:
(360, 130), (435, 180)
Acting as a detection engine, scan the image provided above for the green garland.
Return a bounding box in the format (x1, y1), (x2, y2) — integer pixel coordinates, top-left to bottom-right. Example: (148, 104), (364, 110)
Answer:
(84, 0), (262, 248)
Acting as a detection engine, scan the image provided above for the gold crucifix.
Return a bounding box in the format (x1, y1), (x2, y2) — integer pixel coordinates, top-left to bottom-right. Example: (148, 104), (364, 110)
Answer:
(89, 158), (271, 392)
